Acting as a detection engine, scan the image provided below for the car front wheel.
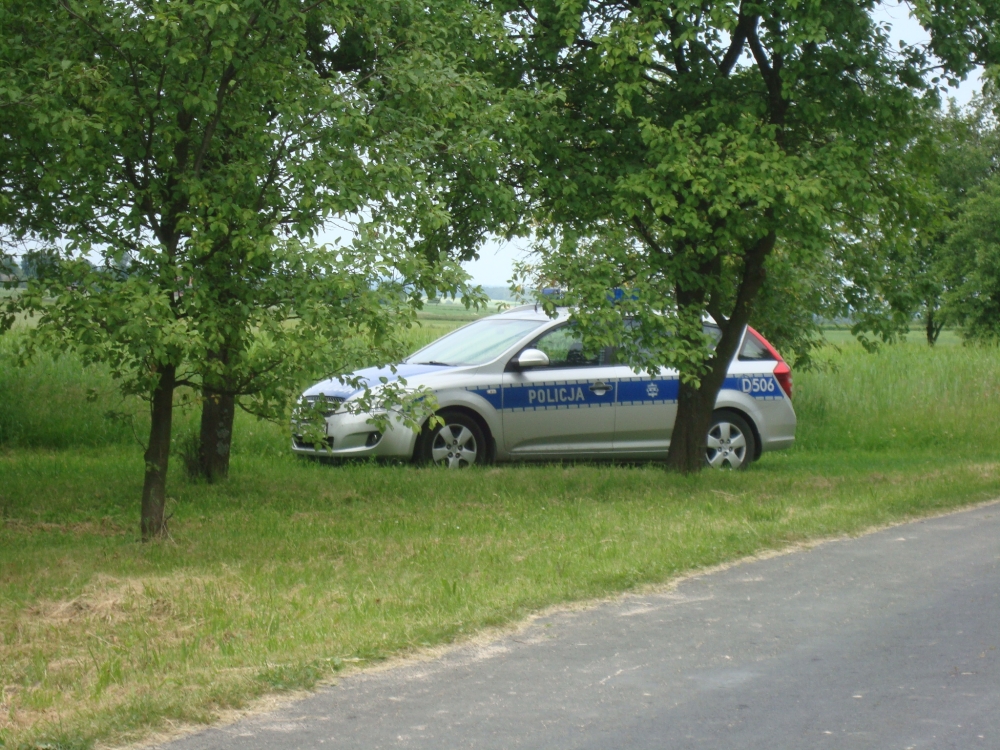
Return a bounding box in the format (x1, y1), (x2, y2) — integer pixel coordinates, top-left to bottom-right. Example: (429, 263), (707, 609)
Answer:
(420, 411), (486, 469)
(705, 410), (756, 470)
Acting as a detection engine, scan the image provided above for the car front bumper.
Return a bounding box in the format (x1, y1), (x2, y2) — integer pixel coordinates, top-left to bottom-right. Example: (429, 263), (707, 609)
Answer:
(291, 410), (419, 460)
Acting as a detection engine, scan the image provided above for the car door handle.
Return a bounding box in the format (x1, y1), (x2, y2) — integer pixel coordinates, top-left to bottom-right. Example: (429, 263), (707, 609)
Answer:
(589, 382), (612, 395)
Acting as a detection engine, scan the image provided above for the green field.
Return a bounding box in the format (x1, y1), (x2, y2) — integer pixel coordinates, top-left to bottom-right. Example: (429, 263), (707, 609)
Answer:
(2, 319), (999, 749)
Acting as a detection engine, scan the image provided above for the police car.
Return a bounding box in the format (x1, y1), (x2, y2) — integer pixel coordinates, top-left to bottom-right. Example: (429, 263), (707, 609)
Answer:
(293, 306), (796, 469)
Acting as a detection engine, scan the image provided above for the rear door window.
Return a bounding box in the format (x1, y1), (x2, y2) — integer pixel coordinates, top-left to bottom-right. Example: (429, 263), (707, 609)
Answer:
(739, 331), (776, 361)
(610, 321), (722, 363)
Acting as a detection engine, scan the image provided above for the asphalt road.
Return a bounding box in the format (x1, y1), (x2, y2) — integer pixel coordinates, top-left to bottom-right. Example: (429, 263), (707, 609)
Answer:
(160, 502), (1000, 750)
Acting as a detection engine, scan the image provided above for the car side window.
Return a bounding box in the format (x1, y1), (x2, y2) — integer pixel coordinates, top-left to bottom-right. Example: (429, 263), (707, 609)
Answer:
(532, 326), (604, 368)
(739, 331), (775, 361)
(703, 323), (721, 349)
(608, 320), (721, 363)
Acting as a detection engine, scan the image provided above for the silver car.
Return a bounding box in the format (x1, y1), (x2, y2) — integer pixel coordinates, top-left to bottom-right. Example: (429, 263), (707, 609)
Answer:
(293, 306), (796, 468)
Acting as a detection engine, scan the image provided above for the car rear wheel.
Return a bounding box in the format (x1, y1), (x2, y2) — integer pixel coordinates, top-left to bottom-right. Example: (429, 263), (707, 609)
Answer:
(420, 411), (486, 469)
(705, 410), (756, 470)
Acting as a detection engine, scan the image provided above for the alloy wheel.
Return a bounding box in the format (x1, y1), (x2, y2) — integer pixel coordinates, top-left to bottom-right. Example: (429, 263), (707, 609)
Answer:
(430, 423), (479, 468)
(706, 420), (748, 469)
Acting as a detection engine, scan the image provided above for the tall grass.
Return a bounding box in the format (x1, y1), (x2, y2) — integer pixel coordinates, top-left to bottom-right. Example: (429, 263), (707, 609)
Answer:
(0, 309), (483, 453)
(794, 341), (1000, 453)
(5, 322), (999, 458)
(0, 335), (146, 449)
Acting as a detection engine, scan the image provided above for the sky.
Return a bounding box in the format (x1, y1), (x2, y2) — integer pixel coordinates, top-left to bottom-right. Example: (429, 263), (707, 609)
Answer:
(459, 3), (985, 287)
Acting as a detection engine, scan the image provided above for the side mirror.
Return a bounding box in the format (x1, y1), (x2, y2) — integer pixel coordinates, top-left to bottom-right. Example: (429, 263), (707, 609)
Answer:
(516, 348), (550, 368)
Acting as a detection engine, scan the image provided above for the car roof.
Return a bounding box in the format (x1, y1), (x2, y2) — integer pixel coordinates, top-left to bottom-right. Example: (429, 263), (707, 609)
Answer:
(494, 304), (569, 322)
(493, 304), (719, 326)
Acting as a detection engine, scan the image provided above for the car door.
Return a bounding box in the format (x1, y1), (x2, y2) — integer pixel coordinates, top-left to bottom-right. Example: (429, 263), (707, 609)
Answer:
(611, 365), (679, 456)
(502, 324), (617, 457)
(609, 322), (722, 456)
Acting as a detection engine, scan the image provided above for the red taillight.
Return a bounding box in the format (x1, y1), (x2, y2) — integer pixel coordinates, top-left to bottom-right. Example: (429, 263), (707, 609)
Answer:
(747, 326), (792, 399)
(773, 361), (793, 399)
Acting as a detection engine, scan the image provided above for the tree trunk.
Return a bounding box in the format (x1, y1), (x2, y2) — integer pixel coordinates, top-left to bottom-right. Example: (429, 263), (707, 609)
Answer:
(664, 230), (776, 473)
(199, 388), (235, 482)
(926, 308), (943, 346)
(664, 340), (742, 473)
(665, 376), (722, 472)
(141, 364), (176, 540)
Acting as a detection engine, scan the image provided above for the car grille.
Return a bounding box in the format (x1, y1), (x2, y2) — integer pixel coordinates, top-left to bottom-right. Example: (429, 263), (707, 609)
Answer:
(292, 395), (344, 451)
(300, 394), (345, 417)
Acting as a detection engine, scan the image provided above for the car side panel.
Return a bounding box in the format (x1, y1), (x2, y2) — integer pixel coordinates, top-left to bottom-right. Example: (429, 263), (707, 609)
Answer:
(610, 363), (796, 458)
(434, 380), (505, 454)
(718, 363), (796, 452)
(501, 367), (617, 457)
(611, 367), (679, 456)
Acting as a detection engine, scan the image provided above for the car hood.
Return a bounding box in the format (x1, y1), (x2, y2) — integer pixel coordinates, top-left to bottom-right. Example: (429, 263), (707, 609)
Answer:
(302, 363), (460, 400)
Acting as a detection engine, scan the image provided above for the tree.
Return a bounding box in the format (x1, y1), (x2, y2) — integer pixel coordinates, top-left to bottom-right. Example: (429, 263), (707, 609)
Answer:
(941, 170), (1000, 339)
(913, 90), (1000, 343)
(906, 92), (1000, 346)
(188, 2), (524, 482)
(940, 90), (1000, 340)
(1, 0), (520, 535)
(0, 232), (22, 284)
(17, 247), (60, 280)
(500, 0), (996, 471)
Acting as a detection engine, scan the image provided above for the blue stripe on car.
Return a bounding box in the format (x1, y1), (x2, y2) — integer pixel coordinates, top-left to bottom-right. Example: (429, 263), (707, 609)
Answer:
(722, 375), (784, 400)
(619, 375), (785, 403)
(491, 374), (783, 412)
(503, 380), (616, 412)
(617, 377), (680, 405)
(465, 386), (503, 410)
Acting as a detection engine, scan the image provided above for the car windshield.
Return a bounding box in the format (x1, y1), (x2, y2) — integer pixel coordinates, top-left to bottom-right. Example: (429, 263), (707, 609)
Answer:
(406, 318), (546, 366)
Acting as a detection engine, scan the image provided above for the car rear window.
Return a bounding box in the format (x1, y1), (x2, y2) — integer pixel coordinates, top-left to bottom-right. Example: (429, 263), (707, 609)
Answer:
(739, 330), (776, 361)
(608, 320), (724, 363)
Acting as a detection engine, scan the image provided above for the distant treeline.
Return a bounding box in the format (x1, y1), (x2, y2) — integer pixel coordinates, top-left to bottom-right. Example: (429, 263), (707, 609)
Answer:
(478, 286), (518, 301)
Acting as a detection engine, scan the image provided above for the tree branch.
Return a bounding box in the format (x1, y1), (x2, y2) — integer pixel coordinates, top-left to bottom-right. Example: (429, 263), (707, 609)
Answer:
(665, 17), (690, 76)
(632, 216), (668, 255)
(747, 23), (787, 125)
(719, 10), (757, 76)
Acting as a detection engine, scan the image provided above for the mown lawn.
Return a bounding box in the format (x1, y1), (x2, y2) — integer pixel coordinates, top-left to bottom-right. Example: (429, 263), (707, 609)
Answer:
(2, 325), (999, 749)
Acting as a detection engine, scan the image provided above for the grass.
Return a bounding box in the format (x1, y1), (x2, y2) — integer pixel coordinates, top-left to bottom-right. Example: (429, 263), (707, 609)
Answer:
(0, 339), (144, 450)
(2, 322), (1000, 749)
(0, 306), (487, 450)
